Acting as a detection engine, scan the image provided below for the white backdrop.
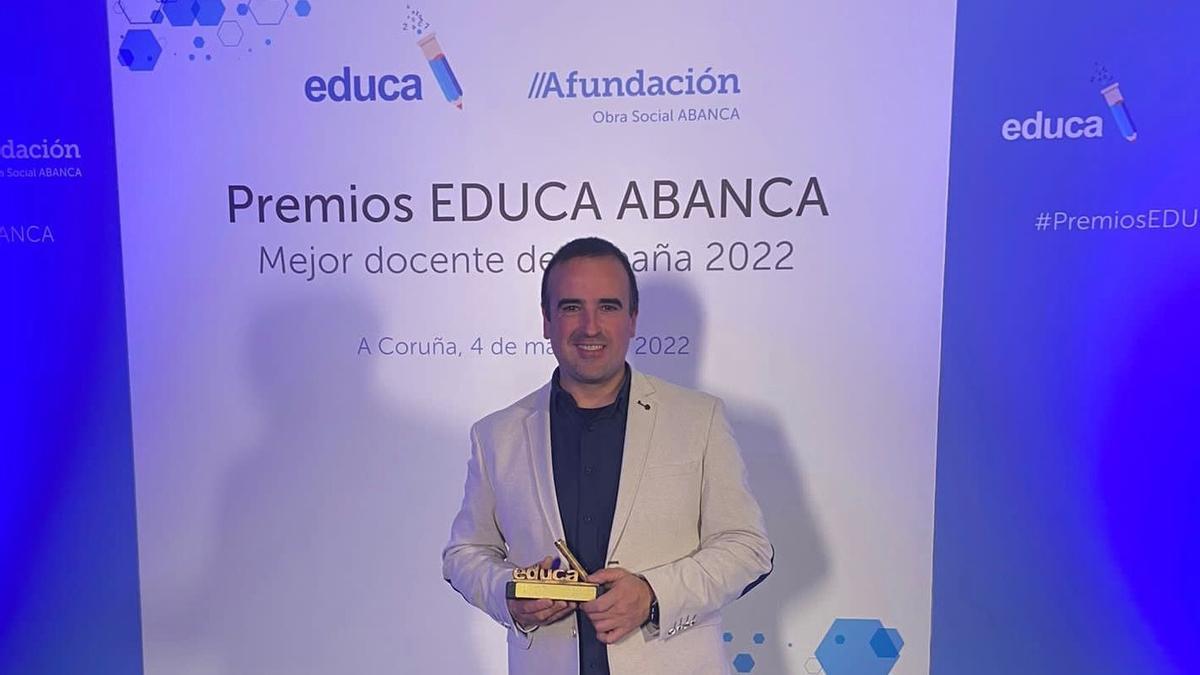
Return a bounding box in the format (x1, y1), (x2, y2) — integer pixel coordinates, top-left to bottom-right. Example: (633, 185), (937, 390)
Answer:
(108, 1), (956, 672)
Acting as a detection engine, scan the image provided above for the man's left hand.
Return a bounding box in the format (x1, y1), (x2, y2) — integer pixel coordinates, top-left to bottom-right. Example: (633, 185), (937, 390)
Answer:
(581, 567), (654, 644)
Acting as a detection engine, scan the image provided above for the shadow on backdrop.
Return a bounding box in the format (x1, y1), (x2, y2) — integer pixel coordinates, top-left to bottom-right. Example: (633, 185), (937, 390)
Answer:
(152, 293), (485, 674)
(631, 278), (830, 673)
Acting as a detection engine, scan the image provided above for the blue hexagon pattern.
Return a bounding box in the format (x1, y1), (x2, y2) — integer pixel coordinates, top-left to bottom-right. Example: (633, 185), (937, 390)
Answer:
(116, 0), (163, 24)
(161, 0), (197, 26)
(815, 619), (903, 675)
(732, 652), (756, 673)
(195, 0), (225, 25)
(869, 627), (903, 659)
(248, 0), (288, 25)
(117, 29), (162, 71)
(294, 0), (310, 17)
(753, 632), (766, 645)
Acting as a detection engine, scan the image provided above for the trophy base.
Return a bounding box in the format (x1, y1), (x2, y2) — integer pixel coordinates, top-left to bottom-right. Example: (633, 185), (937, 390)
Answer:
(506, 580), (602, 602)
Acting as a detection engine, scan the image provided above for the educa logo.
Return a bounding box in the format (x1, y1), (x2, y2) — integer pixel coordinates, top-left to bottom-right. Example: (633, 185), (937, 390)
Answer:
(304, 6), (464, 108)
(304, 67), (423, 103)
(1001, 63), (1139, 143)
(1000, 110), (1103, 141)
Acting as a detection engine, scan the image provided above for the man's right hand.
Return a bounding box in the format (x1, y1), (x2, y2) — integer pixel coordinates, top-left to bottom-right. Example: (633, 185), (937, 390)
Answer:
(506, 556), (577, 630)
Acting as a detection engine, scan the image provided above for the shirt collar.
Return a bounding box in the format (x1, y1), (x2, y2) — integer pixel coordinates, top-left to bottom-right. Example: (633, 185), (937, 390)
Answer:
(550, 364), (632, 415)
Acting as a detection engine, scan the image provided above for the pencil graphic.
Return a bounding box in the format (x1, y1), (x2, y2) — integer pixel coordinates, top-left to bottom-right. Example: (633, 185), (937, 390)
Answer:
(1100, 82), (1137, 142)
(417, 32), (463, 110)
(554, 539), (590, 579)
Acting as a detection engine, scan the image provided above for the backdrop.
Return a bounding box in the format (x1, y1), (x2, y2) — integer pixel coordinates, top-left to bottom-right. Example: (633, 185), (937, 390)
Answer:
(105, 1), (953, 673)
(1, 1), (1195, 674)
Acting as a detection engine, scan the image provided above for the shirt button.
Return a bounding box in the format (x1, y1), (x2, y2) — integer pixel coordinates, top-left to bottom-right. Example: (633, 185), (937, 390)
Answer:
(584, 466), (594, 475)
(584, 515), (593, 523)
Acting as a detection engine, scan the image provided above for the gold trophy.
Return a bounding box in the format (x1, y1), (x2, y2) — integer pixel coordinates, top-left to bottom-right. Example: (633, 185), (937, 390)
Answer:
(506, 539), (603, 602)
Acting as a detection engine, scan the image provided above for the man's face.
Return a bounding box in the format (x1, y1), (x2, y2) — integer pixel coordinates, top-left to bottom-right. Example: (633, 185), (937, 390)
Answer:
(542, 255), (637, 393)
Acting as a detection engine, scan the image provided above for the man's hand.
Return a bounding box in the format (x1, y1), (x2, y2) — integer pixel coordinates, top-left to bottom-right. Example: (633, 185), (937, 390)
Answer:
(506, 556), (576, 630)
(581, 567), (654, 644)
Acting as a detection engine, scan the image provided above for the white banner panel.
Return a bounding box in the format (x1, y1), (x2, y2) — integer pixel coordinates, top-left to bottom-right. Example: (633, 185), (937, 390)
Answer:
(108, 1), (956, 672)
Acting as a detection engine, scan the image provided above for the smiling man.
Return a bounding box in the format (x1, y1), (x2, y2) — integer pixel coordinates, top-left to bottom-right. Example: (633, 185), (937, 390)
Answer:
(443, 237), (772, 675)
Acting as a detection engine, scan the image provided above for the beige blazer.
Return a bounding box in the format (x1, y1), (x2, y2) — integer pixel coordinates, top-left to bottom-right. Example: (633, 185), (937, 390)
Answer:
(443, 370), (772, 675)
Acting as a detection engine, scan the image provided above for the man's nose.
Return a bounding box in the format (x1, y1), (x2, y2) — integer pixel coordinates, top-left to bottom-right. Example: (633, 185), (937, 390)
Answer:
(580, 307), (601, 334)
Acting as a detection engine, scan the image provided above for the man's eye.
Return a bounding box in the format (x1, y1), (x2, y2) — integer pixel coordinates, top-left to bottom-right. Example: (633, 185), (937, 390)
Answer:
(600, 304), (620, 312)
(561, 304), (581, 313)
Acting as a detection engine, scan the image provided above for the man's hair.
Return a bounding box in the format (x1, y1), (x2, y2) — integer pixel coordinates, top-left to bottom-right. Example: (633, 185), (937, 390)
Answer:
(540, 237), (639, 320)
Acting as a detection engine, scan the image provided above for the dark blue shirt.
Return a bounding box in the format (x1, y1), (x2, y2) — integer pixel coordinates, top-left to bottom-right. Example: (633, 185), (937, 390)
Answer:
(550, 365), (631, 675)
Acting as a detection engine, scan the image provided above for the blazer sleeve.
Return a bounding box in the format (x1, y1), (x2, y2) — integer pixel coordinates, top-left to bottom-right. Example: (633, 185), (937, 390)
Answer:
(639, 399), (773, 640)
(442, 423), (527, 641)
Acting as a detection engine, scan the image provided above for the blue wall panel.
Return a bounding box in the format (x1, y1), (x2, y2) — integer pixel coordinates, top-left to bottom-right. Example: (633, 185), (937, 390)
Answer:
(0, 5), (145, 673)
(932, 3), (1200, 674)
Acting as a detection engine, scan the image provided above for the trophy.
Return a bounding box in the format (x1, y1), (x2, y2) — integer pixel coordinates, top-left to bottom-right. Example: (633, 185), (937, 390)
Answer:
(506, 539), (603, 602)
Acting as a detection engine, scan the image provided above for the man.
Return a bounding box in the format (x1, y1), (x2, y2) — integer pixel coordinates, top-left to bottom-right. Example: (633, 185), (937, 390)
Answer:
(443, 237), (772, 674)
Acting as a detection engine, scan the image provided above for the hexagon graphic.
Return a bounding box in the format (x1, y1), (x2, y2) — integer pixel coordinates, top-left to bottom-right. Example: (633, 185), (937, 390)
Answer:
(217, 20), (244, 46)
(116, 0), (163, 24)
(248, 0), (288, 25)
(195, 0), (225, 25)
(815, 619), (903, 675)
(294, 0), (310, 16)
(161, 0), (198, 26)
(117, 29), (162, 71)
(753, 632), (766, 644)
(722, 632), (734, 643)
(869, 628), (903, 659)
(732, 652), (756, 673)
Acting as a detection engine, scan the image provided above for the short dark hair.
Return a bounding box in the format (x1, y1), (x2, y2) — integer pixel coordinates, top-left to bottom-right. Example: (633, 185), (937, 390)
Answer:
(540, 237), (639, 320)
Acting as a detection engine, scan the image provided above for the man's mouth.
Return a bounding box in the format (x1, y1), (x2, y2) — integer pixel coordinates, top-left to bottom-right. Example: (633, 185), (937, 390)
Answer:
(576, 344), (605, 352)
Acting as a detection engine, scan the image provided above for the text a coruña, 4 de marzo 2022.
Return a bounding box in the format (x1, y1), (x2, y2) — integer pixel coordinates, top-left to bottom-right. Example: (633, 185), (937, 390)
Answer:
(358, 335), (694, 359)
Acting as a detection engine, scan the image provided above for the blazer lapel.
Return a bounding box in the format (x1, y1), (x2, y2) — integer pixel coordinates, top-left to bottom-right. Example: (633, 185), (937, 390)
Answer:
(523, 384), (565, 541)
(606, 370), (657, 562)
